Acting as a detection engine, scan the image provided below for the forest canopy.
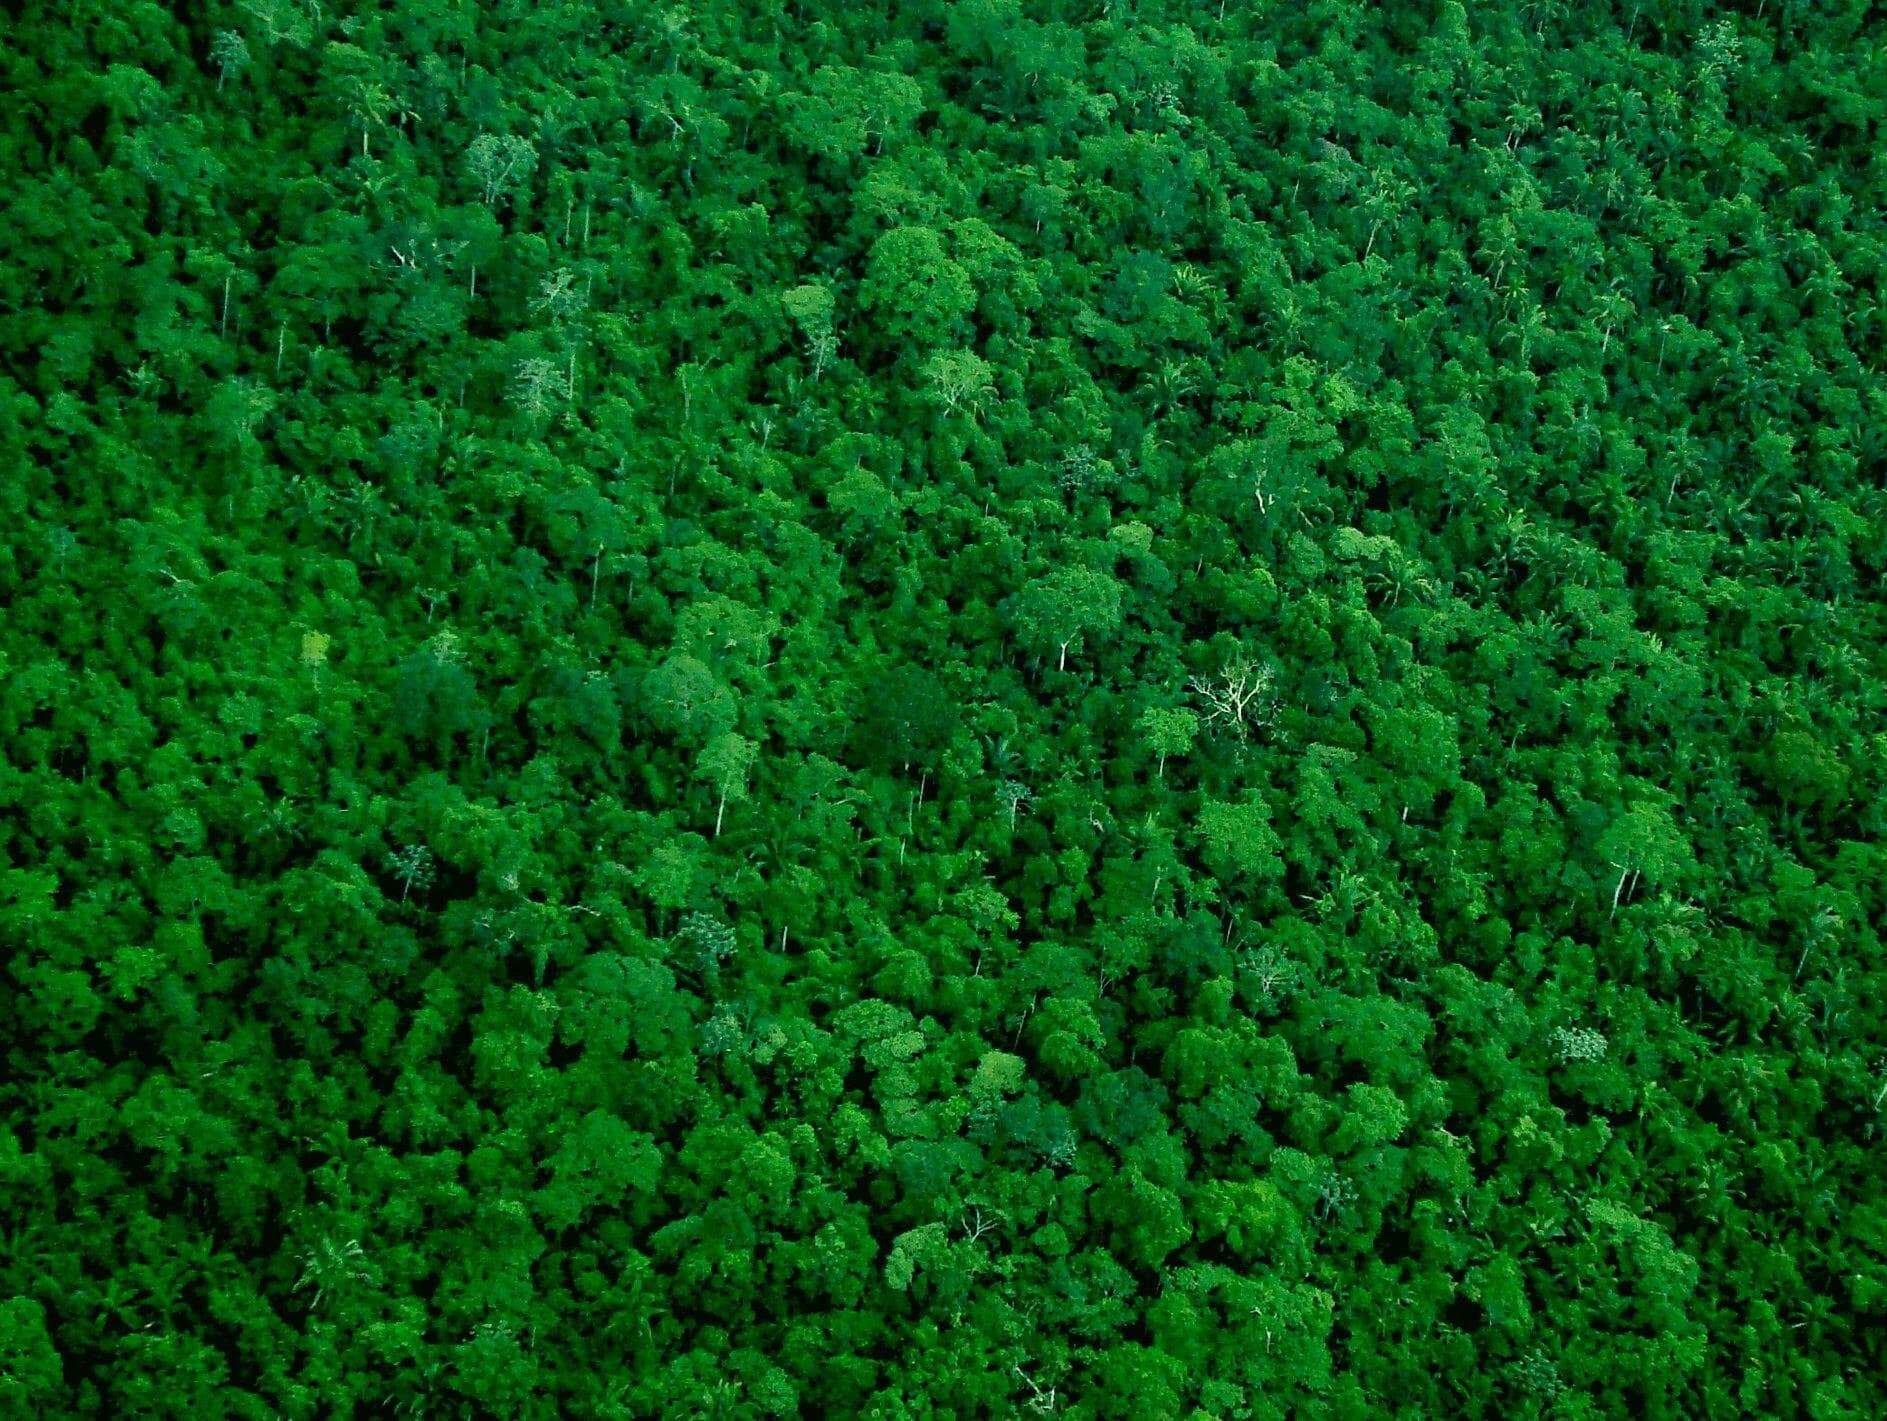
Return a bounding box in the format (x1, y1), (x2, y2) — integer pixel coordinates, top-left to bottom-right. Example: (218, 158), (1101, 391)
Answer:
(3, 0), (1886, 1416)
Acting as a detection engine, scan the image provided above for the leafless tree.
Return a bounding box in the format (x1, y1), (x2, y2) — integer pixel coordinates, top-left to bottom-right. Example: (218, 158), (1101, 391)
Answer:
(959, 1206), (1001, 1245)
(1013, 1366), (1061, 1415)
(1189, 658), (1278, 738)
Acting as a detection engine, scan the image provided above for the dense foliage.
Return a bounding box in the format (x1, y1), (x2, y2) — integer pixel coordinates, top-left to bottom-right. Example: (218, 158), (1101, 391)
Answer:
(5, 0), (1887, 1415)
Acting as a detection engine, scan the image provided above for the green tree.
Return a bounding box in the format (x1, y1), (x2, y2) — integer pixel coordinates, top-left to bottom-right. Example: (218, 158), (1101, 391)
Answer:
(697, 731), (758, 837)
(538, 1109), (662, 1231)
(643, 653), (738, 747)
(1010, 566), (1124, 671)
(465, 133), (537, 210)
(858, 227), (976, 350)
(1136, 706), (1197, 777)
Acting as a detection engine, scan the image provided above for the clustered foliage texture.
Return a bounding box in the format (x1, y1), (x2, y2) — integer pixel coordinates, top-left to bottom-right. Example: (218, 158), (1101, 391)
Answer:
(3, 0), (1886, 1417)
